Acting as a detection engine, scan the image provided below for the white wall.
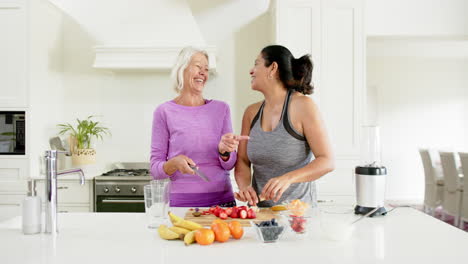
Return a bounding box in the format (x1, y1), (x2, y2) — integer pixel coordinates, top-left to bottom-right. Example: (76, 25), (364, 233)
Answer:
(366, 0), (468, 202)
(29, 0), (271, 176)
(187, 0), (270, 132)
(366, 0), (468, 36)
(50, 0), (205, 46)
(367, 51), (468, 201)
(29, 0), (65, 177)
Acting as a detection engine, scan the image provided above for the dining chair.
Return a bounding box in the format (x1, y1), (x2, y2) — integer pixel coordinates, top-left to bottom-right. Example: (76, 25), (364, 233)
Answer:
(458, 152), (468, 228)
(439, 151), (463, 227)
(419, 149), (444, 216)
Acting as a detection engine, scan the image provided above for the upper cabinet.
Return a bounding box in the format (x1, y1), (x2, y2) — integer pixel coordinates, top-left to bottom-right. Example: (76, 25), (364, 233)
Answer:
(270, 0), (365, 197)
(271, 0), (364, 159)
(0, 0), (28, 108)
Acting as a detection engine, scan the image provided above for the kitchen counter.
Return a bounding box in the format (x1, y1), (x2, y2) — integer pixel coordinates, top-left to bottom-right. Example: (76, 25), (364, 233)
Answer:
(1, 207), (467, 264)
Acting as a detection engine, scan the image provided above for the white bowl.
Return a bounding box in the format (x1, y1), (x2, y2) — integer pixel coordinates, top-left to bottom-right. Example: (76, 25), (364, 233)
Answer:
(319, 206), (356, 241)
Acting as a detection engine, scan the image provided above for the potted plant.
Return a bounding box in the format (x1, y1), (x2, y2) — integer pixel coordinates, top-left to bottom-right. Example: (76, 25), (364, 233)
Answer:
(57, 116), (110, 166)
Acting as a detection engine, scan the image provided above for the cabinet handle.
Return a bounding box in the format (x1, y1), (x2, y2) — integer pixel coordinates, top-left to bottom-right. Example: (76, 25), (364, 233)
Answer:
(57, 186), (69, 190)
(58, 210), (68, 213)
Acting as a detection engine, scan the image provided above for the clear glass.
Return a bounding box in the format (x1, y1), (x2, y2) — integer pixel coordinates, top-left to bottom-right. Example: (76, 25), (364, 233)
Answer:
(250, 217), (288, 243)
(144, 179), (170, 228)
(360, 125), (381, 167)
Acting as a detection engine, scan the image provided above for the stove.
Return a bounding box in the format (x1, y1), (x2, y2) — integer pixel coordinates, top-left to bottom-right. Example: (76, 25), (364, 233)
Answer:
(101, 169), (150, 177)
(94, 163), (152, 212)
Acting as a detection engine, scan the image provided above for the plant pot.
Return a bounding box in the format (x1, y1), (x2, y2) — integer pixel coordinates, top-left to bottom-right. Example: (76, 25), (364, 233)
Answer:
(71, 148), (96, 166)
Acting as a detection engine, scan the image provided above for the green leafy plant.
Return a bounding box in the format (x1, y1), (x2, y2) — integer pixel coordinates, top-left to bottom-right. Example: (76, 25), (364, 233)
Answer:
(57, 116), (110, 149)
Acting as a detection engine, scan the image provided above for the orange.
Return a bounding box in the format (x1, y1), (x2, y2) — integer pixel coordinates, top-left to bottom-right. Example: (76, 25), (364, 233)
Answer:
(211, 219), (228, 230)
(195, 228), (215, 245)
(228, 221), (244, 239)
(211, 223), (231, 243)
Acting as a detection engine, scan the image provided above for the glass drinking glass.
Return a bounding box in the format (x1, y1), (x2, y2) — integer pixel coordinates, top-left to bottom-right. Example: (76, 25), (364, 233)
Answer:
(144, 179), (170, 228)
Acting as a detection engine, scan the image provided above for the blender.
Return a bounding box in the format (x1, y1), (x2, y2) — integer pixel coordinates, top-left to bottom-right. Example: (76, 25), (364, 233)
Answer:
(354, 125), (387, 217)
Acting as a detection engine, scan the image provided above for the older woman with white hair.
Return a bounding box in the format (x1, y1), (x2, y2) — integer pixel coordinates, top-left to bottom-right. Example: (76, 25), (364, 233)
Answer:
(150, 47), (248, 207)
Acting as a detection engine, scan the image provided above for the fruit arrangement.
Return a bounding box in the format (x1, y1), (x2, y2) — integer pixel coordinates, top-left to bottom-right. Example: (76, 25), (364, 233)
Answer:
(191, 205), (258, 220)
(253, 218), (285, 243)
(158, 211), (244, 246)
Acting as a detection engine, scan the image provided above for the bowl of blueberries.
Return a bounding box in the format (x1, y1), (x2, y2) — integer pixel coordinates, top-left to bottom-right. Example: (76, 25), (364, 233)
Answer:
(251, 218), (287, 243)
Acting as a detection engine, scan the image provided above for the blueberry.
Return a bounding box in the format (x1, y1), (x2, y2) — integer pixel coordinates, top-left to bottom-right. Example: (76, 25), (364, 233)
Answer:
(258, 225), (284, 242)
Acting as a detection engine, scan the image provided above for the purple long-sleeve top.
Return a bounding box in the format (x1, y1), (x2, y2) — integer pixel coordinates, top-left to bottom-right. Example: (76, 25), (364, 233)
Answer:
(150, 99), (237, 207)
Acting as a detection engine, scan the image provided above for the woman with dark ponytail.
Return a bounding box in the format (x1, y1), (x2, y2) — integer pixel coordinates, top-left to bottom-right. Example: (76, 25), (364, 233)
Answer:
(234, 45), (334, 207)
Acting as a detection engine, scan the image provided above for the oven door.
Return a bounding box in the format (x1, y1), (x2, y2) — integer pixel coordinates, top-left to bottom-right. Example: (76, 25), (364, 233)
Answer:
(95, 195), (145, 212)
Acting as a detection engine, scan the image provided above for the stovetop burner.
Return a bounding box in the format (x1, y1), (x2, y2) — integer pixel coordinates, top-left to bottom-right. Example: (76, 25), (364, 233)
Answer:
(101, 169), (150, 177)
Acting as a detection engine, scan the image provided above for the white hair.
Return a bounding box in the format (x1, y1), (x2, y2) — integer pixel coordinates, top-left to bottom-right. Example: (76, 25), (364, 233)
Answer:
(171, 47), (209, 93)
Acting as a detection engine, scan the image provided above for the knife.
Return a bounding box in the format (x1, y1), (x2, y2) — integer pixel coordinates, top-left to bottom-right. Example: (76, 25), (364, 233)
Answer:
(190, 165), (210, 182)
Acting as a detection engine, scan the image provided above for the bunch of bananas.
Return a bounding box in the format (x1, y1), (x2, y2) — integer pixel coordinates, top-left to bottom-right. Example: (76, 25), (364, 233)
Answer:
(157, 212), (203, 245)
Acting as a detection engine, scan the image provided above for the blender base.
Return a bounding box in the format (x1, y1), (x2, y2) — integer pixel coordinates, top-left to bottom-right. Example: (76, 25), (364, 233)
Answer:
(354, 205), (387, 217)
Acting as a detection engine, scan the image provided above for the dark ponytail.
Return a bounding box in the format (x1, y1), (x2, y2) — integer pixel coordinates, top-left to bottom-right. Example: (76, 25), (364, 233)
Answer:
(261, 45), (314, 95)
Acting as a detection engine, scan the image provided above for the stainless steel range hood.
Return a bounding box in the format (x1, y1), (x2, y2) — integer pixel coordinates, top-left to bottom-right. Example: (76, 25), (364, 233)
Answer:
(50, 0), (216, 71)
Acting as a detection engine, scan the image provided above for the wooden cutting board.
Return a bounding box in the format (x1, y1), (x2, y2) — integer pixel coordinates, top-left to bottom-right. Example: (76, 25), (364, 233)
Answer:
(184, 208), (281, 227)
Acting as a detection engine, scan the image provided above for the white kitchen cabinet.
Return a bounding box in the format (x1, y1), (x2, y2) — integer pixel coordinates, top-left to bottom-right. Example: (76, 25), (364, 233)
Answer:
(270, 0), (365, 201)
(0, 0), (28, 107)
(0, 158), (28, 220)
(0, 0), (29, 220)
(36, 179), (94, 212)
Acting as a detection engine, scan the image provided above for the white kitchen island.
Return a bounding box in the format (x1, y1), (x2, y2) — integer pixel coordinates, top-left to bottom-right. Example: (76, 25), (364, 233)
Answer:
(1, 207), (467, 264)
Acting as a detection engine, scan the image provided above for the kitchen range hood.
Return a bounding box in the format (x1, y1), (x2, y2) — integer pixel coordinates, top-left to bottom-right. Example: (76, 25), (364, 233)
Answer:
(93, 45), (216, 72)
(50, 0), (216, 71)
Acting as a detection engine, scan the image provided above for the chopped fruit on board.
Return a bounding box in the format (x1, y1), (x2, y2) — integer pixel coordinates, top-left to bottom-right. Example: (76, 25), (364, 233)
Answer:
(201, 205), (257, 219)
(271, 205), (287, 211)
(239, 209), (247, 219)
(192, 211), (202, 217)
(219, 212), (228, 220)
(247, 208), (256, 219)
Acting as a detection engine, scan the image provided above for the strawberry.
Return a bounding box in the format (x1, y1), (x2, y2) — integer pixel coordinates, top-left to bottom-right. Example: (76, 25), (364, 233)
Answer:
(209, 206), (216, 214)
(239, 209), (247, 219)
(247, 208), (256, 219)
(225, 207), (233, 216)
(230, 211), (238, 218)
(216, 208), (225, 217)
(230, 207), (239, 217)
(239, 206), (247, 211)
(219, 212), (228, 220)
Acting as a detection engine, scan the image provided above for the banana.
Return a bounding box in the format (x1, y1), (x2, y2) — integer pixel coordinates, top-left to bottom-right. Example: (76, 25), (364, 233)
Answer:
(168, 211), (184, 225)
(174, 219), (203, 231)
(158, 224), (180, 240)
(169, 226), (191, 236)
(271, 205), (287, 211)
(184, 230), (196, 246)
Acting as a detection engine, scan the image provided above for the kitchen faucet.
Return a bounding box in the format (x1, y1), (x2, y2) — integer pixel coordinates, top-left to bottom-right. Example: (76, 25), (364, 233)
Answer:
(44, 150), (85, 235)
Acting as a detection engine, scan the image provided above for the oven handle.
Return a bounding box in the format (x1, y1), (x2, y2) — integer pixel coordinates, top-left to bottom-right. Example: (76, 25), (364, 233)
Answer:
(101, 199), (144, 204)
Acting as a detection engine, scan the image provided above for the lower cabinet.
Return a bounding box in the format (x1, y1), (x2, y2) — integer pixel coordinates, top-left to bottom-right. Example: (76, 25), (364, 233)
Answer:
(36, 179), (94, 212)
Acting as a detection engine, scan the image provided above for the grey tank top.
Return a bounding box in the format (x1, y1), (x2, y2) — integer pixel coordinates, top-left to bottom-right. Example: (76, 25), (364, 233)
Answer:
(247, 89), (317, 207)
